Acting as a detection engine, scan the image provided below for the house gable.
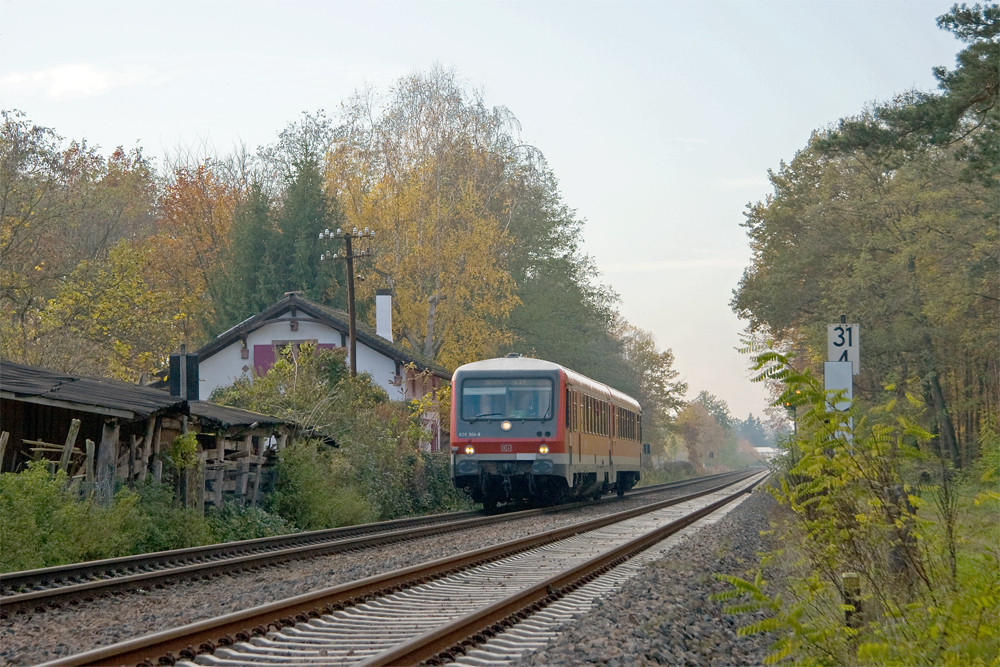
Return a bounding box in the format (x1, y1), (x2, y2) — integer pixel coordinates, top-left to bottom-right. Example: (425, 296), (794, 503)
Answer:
(196, 294), (449, 402)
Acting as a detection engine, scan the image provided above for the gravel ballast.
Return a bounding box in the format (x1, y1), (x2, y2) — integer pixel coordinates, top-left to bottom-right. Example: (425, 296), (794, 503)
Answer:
(519, 488), (777, 666)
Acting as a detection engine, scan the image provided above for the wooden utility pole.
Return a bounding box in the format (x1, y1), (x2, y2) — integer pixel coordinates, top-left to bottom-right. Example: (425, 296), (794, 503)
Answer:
(320, 226), (375, 377)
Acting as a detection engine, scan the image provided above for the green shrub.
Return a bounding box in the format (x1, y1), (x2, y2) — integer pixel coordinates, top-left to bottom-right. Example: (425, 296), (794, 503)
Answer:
(211, 345), (472, 523)
(639, 461), (696, 485)
(0, 463), (210, 570)
(130, 480), (214, 552)
(0, 461), (81, 571)
(715, 355), (1000, 666)
(207, 502), (295, 542)
(166, 432), (200, 470)
(269, 439), (375, 530)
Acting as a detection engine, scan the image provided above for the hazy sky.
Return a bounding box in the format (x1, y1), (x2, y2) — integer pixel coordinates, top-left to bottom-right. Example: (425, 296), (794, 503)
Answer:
(0, 0), (963, 419)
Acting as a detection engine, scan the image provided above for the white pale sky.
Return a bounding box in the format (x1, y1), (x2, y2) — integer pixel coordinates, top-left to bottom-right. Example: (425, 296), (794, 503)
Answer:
(0, 0), (962, 419)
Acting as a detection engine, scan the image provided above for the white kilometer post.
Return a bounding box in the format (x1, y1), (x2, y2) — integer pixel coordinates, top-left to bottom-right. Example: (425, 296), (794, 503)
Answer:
(826, 321), (859, 444)
(827, 322), (860, 374)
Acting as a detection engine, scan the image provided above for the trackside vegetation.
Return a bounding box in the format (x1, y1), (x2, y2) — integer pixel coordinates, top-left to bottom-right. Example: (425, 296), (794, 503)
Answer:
(0, 463), (291, 572)
(714, 353), (999, 666)
(722, 6), (999, 664)
(209, 346), (471, 528)
(0, 347), (469, 573)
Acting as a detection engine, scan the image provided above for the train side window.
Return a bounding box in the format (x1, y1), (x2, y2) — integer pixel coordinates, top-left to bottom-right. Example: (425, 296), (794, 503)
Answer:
(565, 389), (571, 428)
(575, 392), (580, 431)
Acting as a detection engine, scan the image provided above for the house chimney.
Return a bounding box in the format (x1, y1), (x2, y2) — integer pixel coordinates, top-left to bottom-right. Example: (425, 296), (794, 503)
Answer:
(376, 289), (393, 342)
(168, 345), (199, 401)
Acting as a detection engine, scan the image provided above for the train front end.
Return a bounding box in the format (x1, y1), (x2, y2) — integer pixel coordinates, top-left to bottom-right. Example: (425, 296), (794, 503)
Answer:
(451, 357), (568, 509)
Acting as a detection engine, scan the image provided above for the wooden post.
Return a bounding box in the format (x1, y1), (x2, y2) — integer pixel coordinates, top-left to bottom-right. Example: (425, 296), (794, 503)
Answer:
(197, 449), (206, 514)
(0, 431), (9, 471)
(59, 419), (82, 472)
(842, 571), (862, 628)
(249, 435), (265, 506)
(85, 439), (96, 483)
(128, 435), (138, 484)
(151, 416), (163, 484)
(96, 420), (119, 504)
(214, 437), (226, 508)
(139, 417), (155, 480)
(237, 435), (252, 504)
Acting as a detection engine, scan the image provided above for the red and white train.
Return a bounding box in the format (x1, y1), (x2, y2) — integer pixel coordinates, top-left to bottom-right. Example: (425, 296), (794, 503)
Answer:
(450, 355), (642, 509)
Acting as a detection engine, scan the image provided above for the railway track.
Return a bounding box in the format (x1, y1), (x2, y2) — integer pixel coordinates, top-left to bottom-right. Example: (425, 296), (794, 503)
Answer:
(36, 470), (765, 666)
(1, 471), (747, 618)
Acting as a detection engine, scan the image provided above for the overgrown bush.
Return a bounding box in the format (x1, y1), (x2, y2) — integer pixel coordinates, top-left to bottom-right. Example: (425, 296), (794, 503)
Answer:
(0, 461), (133, 570)
(269, 439), (375, 530)
(639, 460), (697, 485)
(212, 345), (472, 525)
(715, 354), (1000, 666)
(207, 501), (295, 542)
(129, 480), (214, 553)
(0, 463), (216, 570)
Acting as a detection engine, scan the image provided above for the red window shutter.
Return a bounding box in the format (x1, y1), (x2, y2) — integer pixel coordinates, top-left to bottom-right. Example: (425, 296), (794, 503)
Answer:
(253, 345), (275, 376)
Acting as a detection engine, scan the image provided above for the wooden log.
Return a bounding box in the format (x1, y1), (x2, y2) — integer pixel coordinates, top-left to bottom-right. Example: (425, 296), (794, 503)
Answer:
(85, 439), (95, 483)
(23, 438), (61, 448)
(29, 444), (79, 453)
(152, 416), (163, 484)
(0, 431), (8, 471)
(249, 435), (265, 506)
(140, 417), (155, 479)
(96, 420), (119, 504)
(214, 436), (225, 508)
(59, 419), (81, 472)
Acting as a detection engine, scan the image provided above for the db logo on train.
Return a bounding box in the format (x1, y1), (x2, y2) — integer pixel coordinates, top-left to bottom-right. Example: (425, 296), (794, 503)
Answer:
(501, 443), (513, 452)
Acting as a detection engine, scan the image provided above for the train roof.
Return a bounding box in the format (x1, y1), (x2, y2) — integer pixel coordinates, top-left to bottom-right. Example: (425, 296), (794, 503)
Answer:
(453, 356), (641, 412)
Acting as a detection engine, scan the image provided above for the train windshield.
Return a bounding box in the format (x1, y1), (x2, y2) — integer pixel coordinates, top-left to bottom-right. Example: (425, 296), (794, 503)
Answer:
(461, 378), (554, 421)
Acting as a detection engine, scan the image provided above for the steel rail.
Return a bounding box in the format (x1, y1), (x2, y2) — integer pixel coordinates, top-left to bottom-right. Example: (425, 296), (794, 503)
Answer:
(36, 471), (760, 667)
(2, 471), (751, 617)
(365, 473), (766, 666)
(0, 509), (483, 596)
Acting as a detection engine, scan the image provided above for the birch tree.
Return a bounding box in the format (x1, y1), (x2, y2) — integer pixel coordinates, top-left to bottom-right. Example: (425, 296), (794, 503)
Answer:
(327, 67), (522, 367)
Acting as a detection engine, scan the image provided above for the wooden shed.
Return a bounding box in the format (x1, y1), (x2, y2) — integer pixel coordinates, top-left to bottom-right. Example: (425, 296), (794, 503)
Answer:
(0, 360), (294, 509)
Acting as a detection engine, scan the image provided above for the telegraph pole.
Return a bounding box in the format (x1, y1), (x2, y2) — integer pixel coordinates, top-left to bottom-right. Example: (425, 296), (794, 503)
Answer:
(320, 226), (375, 377)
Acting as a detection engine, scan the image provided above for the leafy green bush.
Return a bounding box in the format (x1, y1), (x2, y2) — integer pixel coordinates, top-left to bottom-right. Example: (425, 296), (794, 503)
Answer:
(0, 463), (214, 571)
(129, 480), (214, 553)
(715, 354), (1000, 666)
(212, 345), (472, 524)
(166, 431), (199, 470)
(207, 501), (295, 542)
(269, 439), (375, 530)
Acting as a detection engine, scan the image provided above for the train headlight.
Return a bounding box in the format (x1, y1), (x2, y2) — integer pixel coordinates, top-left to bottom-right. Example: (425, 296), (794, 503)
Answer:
(464, 445), (475, 455)
(501, 421), (512, 431)
(538, 444), (549, 455)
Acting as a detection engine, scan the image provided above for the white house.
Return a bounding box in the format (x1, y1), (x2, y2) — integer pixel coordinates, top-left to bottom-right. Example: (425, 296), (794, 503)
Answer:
(194, 292), (450, 404)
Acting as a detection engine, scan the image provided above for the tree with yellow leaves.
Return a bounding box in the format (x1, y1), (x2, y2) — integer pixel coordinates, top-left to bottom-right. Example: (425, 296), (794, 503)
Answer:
(150, 160), (240, 342)
(328, 68), (522, 368)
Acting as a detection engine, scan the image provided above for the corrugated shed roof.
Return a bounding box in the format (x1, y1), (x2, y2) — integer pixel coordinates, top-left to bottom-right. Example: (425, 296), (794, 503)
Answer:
(189, 401), (287, 429)
(0, 360), (185, 419)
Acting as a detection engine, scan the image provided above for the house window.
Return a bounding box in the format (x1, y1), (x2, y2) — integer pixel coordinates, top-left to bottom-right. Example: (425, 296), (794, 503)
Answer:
(253, 340), (336, 376)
